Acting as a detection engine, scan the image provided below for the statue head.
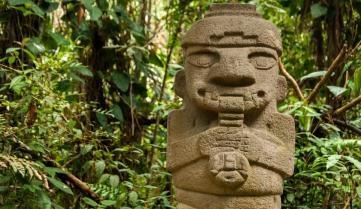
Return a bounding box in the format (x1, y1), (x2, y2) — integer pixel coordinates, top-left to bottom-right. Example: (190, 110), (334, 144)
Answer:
(175, 4), (286, 115)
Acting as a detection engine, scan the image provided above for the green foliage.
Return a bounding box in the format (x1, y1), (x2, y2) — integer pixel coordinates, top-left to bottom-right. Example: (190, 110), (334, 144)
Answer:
(284, 137), (361, 208)
(310, 3), (327, 19)
(0, 0), (360, 208)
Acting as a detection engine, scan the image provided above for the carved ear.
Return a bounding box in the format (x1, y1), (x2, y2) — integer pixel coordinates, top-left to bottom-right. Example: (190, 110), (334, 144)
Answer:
(174, 70), (186, 98)
(276, 76), (287, 102)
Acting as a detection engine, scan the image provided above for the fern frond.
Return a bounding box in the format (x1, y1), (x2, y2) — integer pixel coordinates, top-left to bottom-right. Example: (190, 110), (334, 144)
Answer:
(89, 183), (120, 200)
(0, 154), (49, 190)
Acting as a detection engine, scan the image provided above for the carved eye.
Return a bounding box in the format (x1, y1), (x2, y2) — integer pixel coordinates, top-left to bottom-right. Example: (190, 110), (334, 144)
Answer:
(249, 52), (277, 70)
(187, 52), (219, 68)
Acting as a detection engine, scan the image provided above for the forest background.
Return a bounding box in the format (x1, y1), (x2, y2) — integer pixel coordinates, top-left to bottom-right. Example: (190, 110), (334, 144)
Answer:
(0, 0), (360, 208)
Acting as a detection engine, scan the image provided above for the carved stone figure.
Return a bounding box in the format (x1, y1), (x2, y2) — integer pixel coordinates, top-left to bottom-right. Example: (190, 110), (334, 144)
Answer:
(167, 4), (295, 209)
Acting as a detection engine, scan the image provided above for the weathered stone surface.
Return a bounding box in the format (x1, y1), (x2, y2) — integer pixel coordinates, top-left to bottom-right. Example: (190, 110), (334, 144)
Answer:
(167, 3), (295, 209)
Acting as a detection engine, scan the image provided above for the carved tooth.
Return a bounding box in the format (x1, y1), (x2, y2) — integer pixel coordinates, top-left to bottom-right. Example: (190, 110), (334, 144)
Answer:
(203, 91), (219, 111)
(259, 98), (267, 107)
(210, 169), (219, 174)
(205, 91), (212, 100)
(244, 92), (252, 101)
(211, 91), (219, 100)
(245, 101), (254, 110)
(254, 98), (265, 108)
(252, 93), (258, 100)
(219, 113), (244, 120)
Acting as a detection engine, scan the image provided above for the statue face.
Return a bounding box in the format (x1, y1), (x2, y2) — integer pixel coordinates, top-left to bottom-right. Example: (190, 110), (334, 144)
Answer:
(184, 46), (279, 113)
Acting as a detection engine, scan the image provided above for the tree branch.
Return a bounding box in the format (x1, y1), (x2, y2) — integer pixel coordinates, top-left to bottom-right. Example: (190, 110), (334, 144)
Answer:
(43, 156), (101, 201)
(149, 2), (186, 167)
(10, 137), (101, 202)
(348, 40), (361, 57)
(306, 45), (348, 104)
(333, 119), (361, 135)
(333, 95), (361, 116)
(278, 60), (304, 100)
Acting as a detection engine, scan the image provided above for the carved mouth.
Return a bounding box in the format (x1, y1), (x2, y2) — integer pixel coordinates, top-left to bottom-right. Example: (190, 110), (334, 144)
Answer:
(198, 89), (266, 100)
(221, 90), (266, 99)
(198, 89), (206, 97)
(196, 88), (268, 112)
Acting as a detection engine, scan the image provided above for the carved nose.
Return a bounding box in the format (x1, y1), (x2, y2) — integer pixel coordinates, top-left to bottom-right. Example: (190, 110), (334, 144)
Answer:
(209, 61), (256, 87)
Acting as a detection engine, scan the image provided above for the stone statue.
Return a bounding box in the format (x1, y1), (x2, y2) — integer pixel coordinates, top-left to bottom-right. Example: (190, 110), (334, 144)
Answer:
(166, 4), (295, 209)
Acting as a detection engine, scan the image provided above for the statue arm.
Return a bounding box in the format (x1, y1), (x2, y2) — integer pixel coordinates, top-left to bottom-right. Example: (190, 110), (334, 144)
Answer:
(167, 135), (202, 171)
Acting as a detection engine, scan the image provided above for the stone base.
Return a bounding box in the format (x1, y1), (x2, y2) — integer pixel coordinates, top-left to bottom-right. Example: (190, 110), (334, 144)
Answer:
(176, 188), (281, 209)
(177, 203), (197, 209)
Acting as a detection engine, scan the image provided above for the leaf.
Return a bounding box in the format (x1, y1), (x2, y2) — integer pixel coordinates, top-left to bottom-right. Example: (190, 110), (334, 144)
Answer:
(47, 31), (69, 46)
(149, 52), (164, 67)
(44, 167), (66, 177)
(39, 192), (52, 209)
(97, 0), (108, 11)
(96, 112), (107, 126)
(130, 23), (145, 41)
(128, 191), (138, 206)
(300, 71), (326, 82)
(0, 186), (9, 192)
(81, 0), (102, 21)
(55, 80), (72, 92)
(326, 155), (341, 169)
(10, 75), (26, 94)
(8, 56), (16, 65)
(112, 72), (129, 92)
(81, 0), (93, 9)
(286, 193), (295, 202)
(353, 68), (361, 96)
(69, 72), (85, 83)
(109, 175), (119, 188)
(28, 3), (45, 17)
(71, 64), (93, 77)
(83, 197), (98, 207)
(357, 186), (361, 198)
(101, 200), (116, 206)
(327, 86), (347, 97)
(311, 3), (327, 18)
(74, 128), (82, 139)
(48, 177), (74, 195)
(7, 0), (29, 6)
(0, 204), (16, 209)
(110, 104), (124, 122)
(5, 47), (20, 54)
(89, 6), (102, 21)
(95, 160), (105, 176)
(51, 203), (65, 209)
(44, 0), (59, 12)
(9, 0), (45, 17)
(99, 174), (110, 183)
(337, 61), (353, 85)
(109, 10), (119, 24)
(0, 176), (11, 184)
(344, 156), (361, 171)
(168, 63), (184, 70)
(144, 185), (157, 189)
(25, 38), (45, 55)
(80, 144), (94, 155)
(22, 48), (36, 60)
